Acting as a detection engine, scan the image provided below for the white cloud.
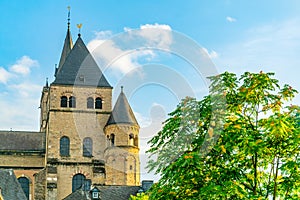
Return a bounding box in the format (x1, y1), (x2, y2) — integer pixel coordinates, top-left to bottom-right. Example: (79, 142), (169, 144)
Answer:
(88, 39), (140, 74)
(10, 56), (39, 75)
(88, 30), (113, 52)
(9, 82), (41, 97)
(138, 23), (173, 50)
(134, 111), (151, 128)
(88, 24), (172, 76)
(226, 16), (237, 22)
(0, 92), (40, 131)
(0, 56), (42, 130)
(0, 67), (13, 84)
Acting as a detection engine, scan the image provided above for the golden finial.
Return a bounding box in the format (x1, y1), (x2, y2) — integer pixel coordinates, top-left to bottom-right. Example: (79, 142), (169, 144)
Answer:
(77, 23), (83, 36)
(77, 23), (82, 29)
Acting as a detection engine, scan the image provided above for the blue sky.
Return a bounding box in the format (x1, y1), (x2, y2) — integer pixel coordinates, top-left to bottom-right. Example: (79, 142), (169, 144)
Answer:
(0, 0), (300, 180)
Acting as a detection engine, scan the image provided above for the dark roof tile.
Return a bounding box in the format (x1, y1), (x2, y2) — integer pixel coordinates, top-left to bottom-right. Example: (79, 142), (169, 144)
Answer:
(0, 169), (27, 200)
(63, 186), (141, 200)
(62, 188), (90, 200)
(0, 131), (45, 152)
(57, 28), (73, 71)
(106, 90), (138, 126)
(53, 36), (111, 88)
(98, 185), (140, 200)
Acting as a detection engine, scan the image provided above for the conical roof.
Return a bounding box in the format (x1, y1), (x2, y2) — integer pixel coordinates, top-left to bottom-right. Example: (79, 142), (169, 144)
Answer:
(57, 28), (73, 71)
(106, 89), (139, 126)
(53, 35), (112, 88)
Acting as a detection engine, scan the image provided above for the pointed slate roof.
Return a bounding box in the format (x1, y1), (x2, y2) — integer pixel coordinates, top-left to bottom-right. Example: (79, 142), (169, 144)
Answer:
(0, 169), (27, 200)
(106, 89), (139, 126)
(57, 27), (73, 71)
(53, 35), (111, 88)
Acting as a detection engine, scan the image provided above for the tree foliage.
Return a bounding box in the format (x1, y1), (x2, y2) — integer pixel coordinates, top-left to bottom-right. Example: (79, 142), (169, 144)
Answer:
(129, 193), (150, 200)
(147, 71), (300, 199)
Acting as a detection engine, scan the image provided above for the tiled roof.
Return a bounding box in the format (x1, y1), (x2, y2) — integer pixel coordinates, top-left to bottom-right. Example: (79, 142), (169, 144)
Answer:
(53, 35), (111, 88)
(63, 186), (141, 200)
(57, 28), (73, 71)
(106, 90), (139, 126)
(0, 131), (45, 153)
(98, 185), (141, 200)
(63, 188), (90, 200)
(0, 169), (27, 200)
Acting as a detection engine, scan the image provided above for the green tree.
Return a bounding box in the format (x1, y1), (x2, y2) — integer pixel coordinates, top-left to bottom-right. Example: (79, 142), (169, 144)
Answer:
(147, 71), (300, 199)
(129, 192), (150, 200)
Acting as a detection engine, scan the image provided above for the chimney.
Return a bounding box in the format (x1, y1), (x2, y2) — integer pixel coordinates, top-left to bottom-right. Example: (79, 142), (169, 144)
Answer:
(141, 180), (154, 192)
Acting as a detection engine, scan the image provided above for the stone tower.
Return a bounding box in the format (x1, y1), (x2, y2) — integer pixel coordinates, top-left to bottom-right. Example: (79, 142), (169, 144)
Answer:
(104, 87), (140, 186)
(41, 23), (114, 199)
(37, 11), (142, 198)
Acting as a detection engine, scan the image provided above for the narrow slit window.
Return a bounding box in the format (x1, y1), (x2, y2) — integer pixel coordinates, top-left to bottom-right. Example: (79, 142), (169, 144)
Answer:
(110, 134), (115, 146)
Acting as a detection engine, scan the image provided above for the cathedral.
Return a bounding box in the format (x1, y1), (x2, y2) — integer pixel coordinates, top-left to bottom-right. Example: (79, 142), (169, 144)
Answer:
(0, 12), (143, 200)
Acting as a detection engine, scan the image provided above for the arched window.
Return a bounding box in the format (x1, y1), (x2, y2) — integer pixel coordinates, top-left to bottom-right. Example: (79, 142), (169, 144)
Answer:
(18, 177), (30, 200)
(95, 97), (102, 109)
(72, 174), (85, 192)
(110, 134), (115, 146)
(87, 97), (94, 109)
(61, 96), (68, 107)
(60, 136), (70, 156)
(69, 96), (76, 108)
(83, 137), (93, 157)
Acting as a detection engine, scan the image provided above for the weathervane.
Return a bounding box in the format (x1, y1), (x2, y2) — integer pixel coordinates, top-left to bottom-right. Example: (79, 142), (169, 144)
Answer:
(77, 23), (82, 36)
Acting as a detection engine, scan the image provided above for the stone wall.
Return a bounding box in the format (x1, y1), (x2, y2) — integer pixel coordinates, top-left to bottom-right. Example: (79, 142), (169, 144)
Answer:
(104, 123), (140, 186)
(45, 84), (112, 199)
(46, 85), (112, 161)
(34, 169), (46, 200)
(104, 146), (140, 186)
(0, 154), (44, 168)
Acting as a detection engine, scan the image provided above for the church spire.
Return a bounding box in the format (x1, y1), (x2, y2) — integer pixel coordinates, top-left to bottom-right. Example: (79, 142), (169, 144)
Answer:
(106, 87), (139, 126)
(56, 6), (73, 76)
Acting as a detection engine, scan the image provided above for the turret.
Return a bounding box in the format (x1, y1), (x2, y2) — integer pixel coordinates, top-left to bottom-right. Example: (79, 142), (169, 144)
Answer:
(55, 6), (73, 76)
(104, 87), (140, 186)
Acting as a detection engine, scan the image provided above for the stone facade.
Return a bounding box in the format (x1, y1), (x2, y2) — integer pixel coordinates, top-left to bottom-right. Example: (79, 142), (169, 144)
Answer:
(0, 23), (141, 200)
(104, 124), (140, 186)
